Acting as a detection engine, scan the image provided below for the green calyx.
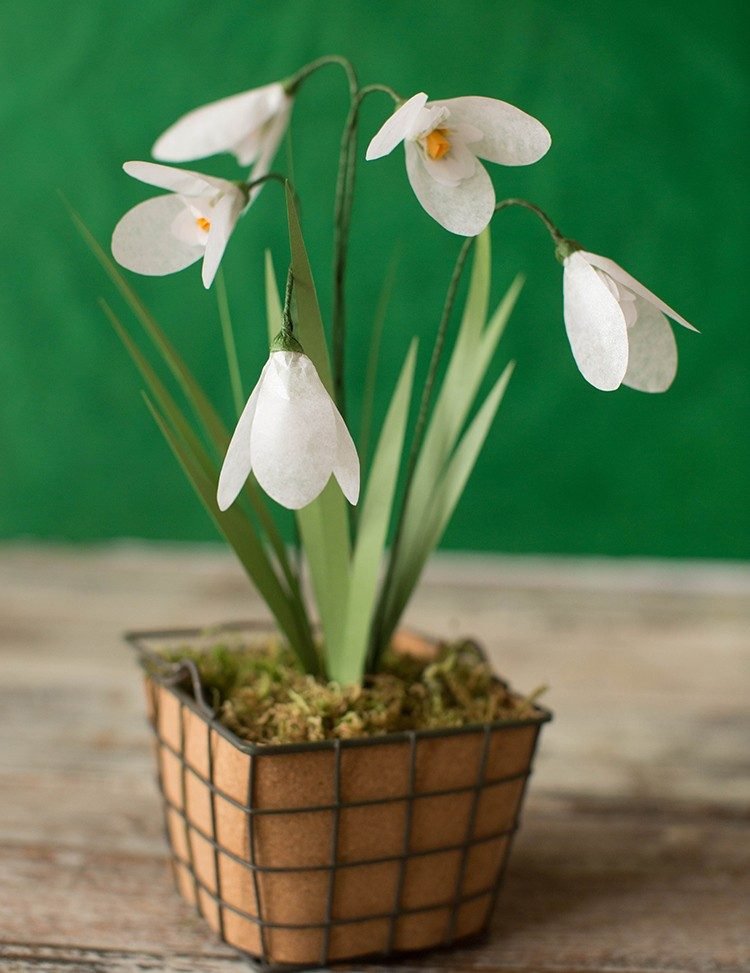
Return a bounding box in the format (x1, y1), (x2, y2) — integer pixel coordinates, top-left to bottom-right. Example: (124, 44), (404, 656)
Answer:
(555, 237), (583, 264)
(271, 329), (304, 354)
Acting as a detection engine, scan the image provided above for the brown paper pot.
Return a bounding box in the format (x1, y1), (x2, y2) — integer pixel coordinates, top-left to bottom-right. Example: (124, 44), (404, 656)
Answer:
(131, 623), (551, 970)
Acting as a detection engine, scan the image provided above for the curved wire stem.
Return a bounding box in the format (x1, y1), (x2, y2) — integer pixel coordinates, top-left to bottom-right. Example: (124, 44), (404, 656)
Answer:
(332, 83), (401, 419)
(369, 236), (474, 667)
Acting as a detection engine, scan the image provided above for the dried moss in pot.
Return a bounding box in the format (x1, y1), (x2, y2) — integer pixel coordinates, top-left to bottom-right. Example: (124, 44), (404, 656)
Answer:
(157, 638), (546, 745)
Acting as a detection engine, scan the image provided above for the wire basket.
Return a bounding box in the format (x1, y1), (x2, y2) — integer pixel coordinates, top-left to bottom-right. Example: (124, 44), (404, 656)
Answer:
(130, 621), (551, 970)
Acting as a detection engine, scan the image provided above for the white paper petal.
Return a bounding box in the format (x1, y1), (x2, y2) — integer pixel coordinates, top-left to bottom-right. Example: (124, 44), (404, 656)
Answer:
(563, 253), (629, 391)
(622, 296), (678, 393)
(246, 99), (293, 202)
(437, 96), (551, 166)
(331, 407), (360, 505)
(216, 371), (266, 511)
(123, 160), (231, 197)
(405, 140), (495, 236)
(152, 83), (287, 163)
(251, 353), (337, 510)
(366, 92), (428, 160)
(581, 252), (697, 332)
(111, 195), (204, 277)
(201, 192), (241, 288)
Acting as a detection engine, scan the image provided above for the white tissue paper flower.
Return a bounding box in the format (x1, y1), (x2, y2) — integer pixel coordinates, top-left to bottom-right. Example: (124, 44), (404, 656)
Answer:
(111, 161), (247, 289)
(151, 82), (292, 201)
(562, 250), (698, 392)
(366, 91), (550, 236)
(217, 351), (360, 511)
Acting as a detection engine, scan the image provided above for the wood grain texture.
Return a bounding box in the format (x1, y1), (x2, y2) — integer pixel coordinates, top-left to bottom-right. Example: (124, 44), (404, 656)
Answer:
(1, 544), (748, 972)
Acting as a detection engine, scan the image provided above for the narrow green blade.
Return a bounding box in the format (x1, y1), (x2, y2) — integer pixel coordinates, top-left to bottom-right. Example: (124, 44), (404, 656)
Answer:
(284, 184), (352, 671)
(285, 183), (334, 395)
(101, 299), (316, 667)
(265, 249), (284, 346)
(380, 363), (515, 648)
(70, 204), (302, 609)
(337, 340), (417, 684)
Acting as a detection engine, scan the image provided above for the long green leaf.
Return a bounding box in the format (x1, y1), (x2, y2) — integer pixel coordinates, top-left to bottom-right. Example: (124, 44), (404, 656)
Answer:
(143, 392), (320, 675)
(375, 264), (522, 661)
(284, 185), (351, 672)
(379, 363), (515, 648)
(285, 183), (334, 394)
(100, 300), (317, 670)
(65, 199), (228, 451)
(265, 250), (284, 345)
(337, 340), (417, 684)
(69, 203), (302, 609)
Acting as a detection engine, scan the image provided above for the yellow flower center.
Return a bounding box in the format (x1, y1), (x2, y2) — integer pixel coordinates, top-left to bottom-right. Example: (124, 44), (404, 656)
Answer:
(424, 128), (451, 160)
(196, 216), (211, 232)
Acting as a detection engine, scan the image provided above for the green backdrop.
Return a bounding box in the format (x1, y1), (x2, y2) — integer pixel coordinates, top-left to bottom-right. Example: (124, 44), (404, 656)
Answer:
(2, 0), (747, 558)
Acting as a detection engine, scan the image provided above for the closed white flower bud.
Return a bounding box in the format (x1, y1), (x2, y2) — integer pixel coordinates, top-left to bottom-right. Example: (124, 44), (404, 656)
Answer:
(562, 250), (698, 392)
(217, 351), (360, 511)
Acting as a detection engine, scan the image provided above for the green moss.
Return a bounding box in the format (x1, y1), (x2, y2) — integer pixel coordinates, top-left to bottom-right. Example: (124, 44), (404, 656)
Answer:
(158, 638), (545, 745)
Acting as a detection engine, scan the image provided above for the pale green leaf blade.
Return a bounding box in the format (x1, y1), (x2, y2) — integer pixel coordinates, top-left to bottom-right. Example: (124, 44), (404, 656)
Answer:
(65, 199), (229, 451)
(285, 182), (334, 395)
(142, 393), (320, 675)
(265, 249), (283, 346)
(337, 340), (417, 684)
(284, 183), (352, 669)
(380, 362), (515, 647)
(100, 295), (302, 607)
(382, 275), (522, 634)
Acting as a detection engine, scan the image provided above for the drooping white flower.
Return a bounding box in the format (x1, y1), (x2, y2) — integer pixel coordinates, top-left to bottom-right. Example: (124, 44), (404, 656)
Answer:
(152, 82), (292, 200)
(111, 161), (247, 288)
(217, 351), (360, 511)
(562, 249), (698, 392)
(366, 91), (550, 236)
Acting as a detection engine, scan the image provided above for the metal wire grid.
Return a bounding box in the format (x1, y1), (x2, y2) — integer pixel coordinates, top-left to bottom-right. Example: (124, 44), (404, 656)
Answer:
(131, 624), (551, 971)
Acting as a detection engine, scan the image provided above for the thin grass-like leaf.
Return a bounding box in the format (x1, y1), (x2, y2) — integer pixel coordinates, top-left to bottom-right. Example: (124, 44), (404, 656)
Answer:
(284, 183), (334, 394)
(101, 294), (316, 669)
(337, 340), (417, 684)
(265, 250), (284, 345)
(69, 203), (301, 605)
(65, 198), (228, 450)
(283, 186), (352, 676)
(215, 268), (244, 418)
(143, 393), (321, 675)
(377, 363), (515, 652)
(373, 261), (522, 662)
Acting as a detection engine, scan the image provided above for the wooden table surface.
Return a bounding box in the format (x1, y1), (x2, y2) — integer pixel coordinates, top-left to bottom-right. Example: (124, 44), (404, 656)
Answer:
(1, 544), (748, 973)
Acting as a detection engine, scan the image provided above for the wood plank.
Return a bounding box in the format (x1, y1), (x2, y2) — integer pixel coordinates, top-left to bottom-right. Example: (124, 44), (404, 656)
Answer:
(0, 544), (748, 972)
(1, 796), (747, 971)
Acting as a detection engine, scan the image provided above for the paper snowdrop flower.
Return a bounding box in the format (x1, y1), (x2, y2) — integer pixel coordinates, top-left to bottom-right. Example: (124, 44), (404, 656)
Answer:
(562, 249), (697, 392)
(111, 161), (247, 289)
(152, 82), (292, 199)
(217, 351), (360, 511)
(366, 91), (550, 236)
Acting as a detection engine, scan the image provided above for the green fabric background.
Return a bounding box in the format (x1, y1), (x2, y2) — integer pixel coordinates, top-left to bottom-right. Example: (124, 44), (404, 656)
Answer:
(2, 0), (747, 557)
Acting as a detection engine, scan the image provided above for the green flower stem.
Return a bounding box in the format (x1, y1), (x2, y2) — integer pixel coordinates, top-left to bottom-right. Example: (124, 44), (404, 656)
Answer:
(284, 54), (357, 98)
(493, 197), (565, 247)
(370, 236), (474, 665)
(271, 269), (303, 354)
(331, 83), (400, 420)
(214, 269), (244, 418)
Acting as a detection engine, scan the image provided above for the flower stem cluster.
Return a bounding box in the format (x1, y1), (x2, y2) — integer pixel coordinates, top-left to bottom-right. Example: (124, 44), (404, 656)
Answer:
(104, 54), (697, 680)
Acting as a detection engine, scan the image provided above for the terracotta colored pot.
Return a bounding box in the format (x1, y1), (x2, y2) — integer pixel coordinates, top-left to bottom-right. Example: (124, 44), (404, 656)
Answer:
(131, 622), (551, 969)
